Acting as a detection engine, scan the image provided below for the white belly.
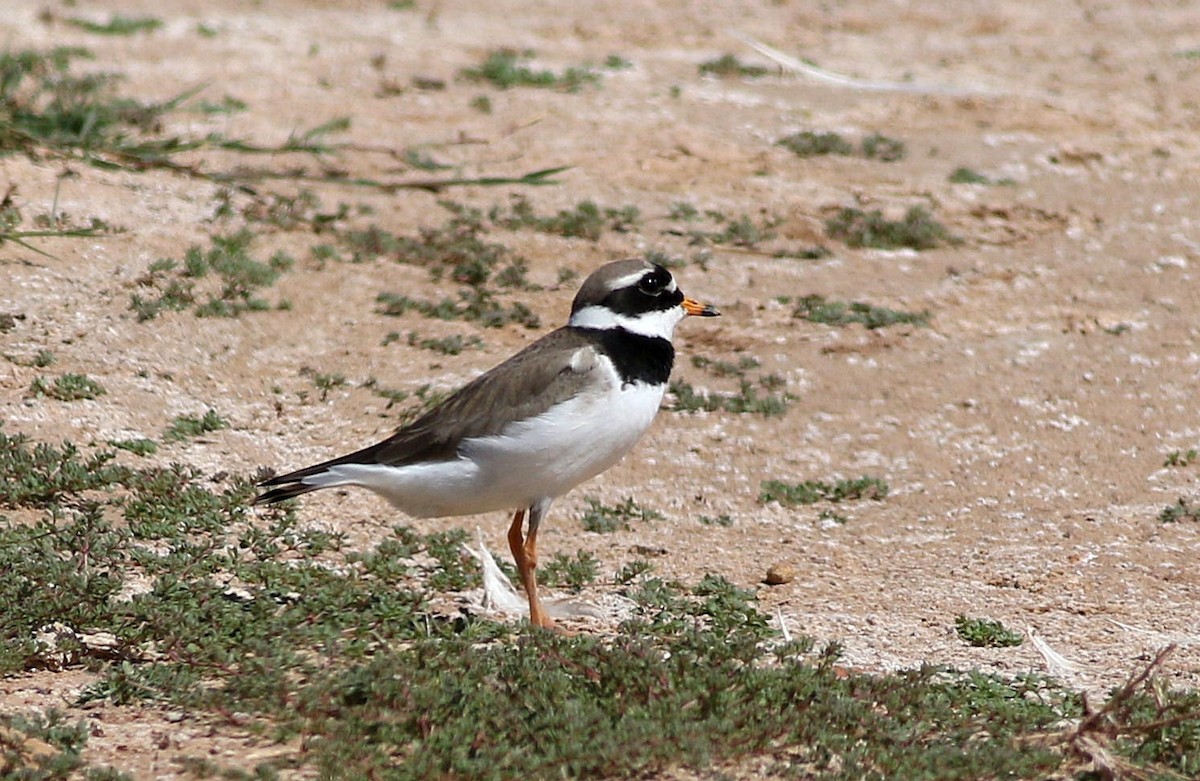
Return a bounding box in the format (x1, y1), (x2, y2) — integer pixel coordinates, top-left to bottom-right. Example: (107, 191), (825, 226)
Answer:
(319, 379), (666, 518)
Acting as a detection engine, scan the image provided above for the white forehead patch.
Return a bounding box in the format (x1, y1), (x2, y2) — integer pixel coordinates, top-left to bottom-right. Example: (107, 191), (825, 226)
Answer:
(607, 268), (653, 291)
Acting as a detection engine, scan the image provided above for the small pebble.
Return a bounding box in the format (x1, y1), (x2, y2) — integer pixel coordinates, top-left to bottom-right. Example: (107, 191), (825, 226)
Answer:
(765, 564), (795, 585)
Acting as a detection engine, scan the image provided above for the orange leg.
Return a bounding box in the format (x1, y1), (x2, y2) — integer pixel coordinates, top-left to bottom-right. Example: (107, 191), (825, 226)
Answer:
(507, 508), (554, 629)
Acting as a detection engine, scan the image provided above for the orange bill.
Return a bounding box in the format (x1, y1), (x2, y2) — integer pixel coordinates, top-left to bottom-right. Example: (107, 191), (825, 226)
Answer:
(683, 297), (720, 317)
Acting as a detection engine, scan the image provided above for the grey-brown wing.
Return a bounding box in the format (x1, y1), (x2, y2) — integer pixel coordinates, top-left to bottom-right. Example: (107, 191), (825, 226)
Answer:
(367, 327), (602, 466)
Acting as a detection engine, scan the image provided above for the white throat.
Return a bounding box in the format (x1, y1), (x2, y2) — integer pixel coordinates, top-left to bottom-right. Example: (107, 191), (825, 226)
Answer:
(569, 304), (685, 339)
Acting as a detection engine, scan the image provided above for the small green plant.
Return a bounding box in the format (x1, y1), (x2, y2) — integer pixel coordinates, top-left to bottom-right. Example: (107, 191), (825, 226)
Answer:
(1159, 497), (1200, 523)
(667, 201), (701, 222)
(691, 354), (760, 378)
(540, 550), (600, 592)
(955, 615), (1024, 648)
(699, 513), (734, 527)
(32, 349), (56, 367)
(460, 49), (601, 92)
(163, 409), (228, 442)
(792, 295), (930, 329)
(377, 289), (540, 330)
(490, 196), (640, 240)
(687, 213), (779, 248)
(29, 373), (106, 401)
(238, 189), (350, 232)
(777, 131), (854, 157)
(669, 378), (791, 417)
(698, 53), (769, 78)
(759, 476), (889, 507)
(405, 331), (484, 355)
(468, 94), (492, 113)
(777, 131), (905, 161)
(312, 372), (347, 401)
(66, 15), (163, 35)
(949, 166), (992, 184)
(108, 438), (158, 457)
(580, 496), (663, 533)
(131, 231), (293, 320)
(614, 559), (654, 584)
(340, 201), (533, 292)
(861, 132), (907, 161)
(0, 709), (102, 777)
(825, 205), (953, 250)
(818, 509), (850, 525)
(1164, 449), (1198, 468)
(0, 429), (131, 508)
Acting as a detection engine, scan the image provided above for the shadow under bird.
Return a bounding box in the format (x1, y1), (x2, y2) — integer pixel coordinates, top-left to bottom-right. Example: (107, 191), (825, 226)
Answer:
(254, 258), (719, 629)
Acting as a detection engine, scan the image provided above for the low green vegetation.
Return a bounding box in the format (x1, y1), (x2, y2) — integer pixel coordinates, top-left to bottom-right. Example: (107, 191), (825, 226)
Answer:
(790, 294), (930, 329)
(130, 231), (294, 321)
(1164, 448), (1197, 468)
(162, 409), (227, 442)
(309, 371), (347, 401)
(393, 331), (485, 355)
(580, 496), (663, 533)
(0, 428), (1198, 779)
(28, 373), (105, 401)
(490, 196), (640, 240)
(66, 15), (162, 35)
(955, 615), (1024, 648)
(108, 438), (157, 457)
(948, 167), (1015, 186)
(777, 130), (854, 157)
(0, 709), (113, 779)
(825, 205), (954, 250)
(0, 45), (561, 197)
(669, 377), (792, 417)
(614, 559), (654, 584)
(818, 508), (849, 525)
(664, 207), (829, 259)
(540, 550), (600, 592)
(377, 289), (540, 329)
(460, 49), (609, 92)
(861, 132), (907, 161)
(760, 475), (889, 507)
(949, 166), (991, 184)
(0, 430), (131, 508)
(32, 350), (56, 367)
(698, 53), (769, 78)
(1159, 497), (1200, 523)
(777, 131), (906, 161)
(692, 354), (761, 377)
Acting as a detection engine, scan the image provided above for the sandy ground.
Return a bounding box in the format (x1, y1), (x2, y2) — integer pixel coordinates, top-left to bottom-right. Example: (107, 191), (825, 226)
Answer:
(2, 0), (1199, 776)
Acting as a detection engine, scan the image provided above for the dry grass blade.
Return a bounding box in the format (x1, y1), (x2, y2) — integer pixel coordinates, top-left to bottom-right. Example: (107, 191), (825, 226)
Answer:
(1049, 646), (1191, 781)
(731, 30), (989, 97)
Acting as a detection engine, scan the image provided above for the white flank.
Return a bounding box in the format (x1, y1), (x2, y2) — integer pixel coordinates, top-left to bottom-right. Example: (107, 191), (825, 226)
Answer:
(300, 354), (666, 518)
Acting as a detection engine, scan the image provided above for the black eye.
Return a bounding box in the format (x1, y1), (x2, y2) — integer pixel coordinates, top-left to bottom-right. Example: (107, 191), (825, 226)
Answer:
(637, 271), (667, 296)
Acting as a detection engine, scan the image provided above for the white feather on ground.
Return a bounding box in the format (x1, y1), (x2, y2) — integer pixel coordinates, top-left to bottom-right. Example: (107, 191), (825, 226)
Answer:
(1026, 627), (1082, 678)
(462, 528), (635, 623)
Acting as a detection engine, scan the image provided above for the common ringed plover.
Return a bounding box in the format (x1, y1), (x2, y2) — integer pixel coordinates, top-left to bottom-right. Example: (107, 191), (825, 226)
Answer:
(254, 258), (719, 628)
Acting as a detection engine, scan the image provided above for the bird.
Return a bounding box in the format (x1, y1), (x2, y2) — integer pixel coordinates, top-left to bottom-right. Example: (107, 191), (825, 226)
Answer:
(254, 258), (719, 629)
